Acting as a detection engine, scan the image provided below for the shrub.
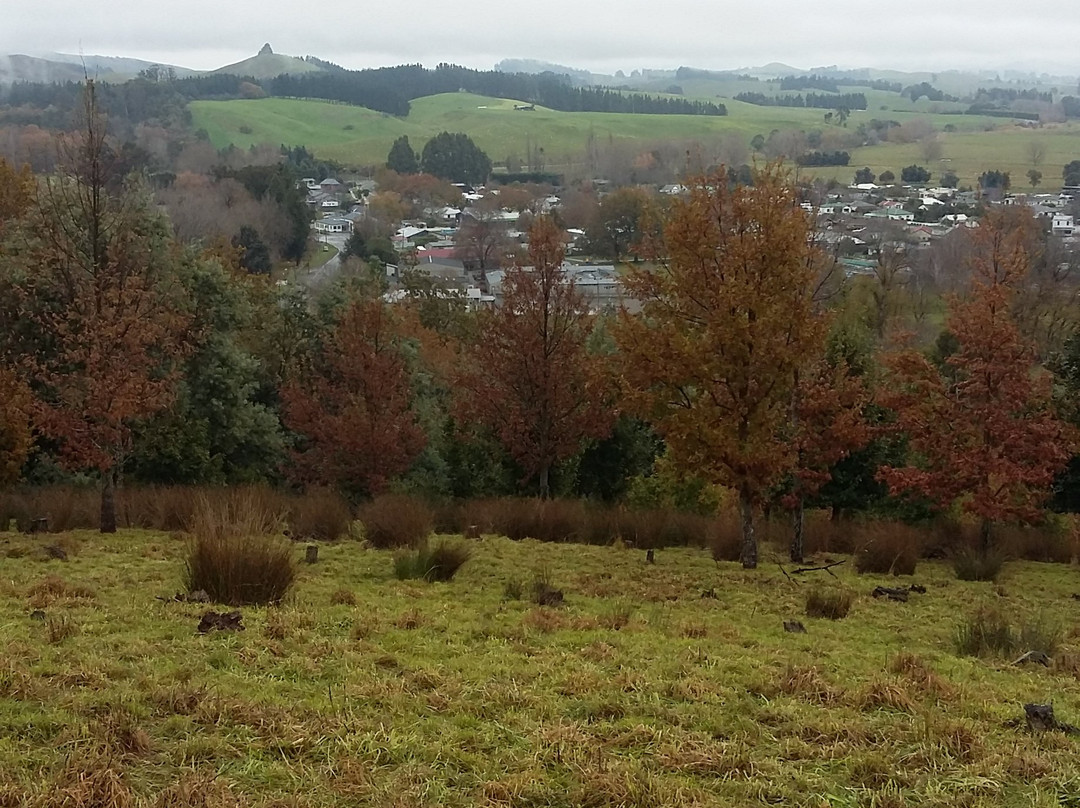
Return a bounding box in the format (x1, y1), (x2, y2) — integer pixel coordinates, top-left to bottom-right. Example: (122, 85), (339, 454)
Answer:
(952, 548), (1004, 581)
(854, 523), (921, 575)
(805, 586), (854, 619)
(288, 488), (352, 541)
(710, 513), (742, 561)
(185, 534), (297, 606)
(359, 494), (432, 548)
(997, 523), (1073, 563)
(183, 490), (296, 606)
(393, 539), (471, 582)
(120, 486), (199, 531)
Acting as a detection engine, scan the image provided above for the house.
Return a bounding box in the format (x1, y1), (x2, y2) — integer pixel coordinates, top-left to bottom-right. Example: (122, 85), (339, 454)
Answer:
(313, 217), (351, 234)
(319, 178), (344, 194)
(865, 208), (915, 223)
(1052, 213), (1075, 235)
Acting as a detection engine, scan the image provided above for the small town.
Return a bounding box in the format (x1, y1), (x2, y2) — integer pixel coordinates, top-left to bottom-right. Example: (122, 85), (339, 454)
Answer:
(4, 15), (1080, 808)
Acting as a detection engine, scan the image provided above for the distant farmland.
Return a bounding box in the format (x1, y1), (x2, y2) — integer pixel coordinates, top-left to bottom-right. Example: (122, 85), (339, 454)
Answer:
(190, 93), (1080, 188)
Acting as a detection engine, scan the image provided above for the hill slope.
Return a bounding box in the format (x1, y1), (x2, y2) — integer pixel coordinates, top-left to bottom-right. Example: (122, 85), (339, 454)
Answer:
(212, 44), (323, 79)
(186, 92), (1080, 188)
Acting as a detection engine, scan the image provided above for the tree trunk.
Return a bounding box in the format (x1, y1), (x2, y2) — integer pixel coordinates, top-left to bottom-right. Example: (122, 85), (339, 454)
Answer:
(740, 487), (757, 569)
(538, 464), (550, 500)
(100, 469), (117, 534)
(980, 519), (992, 557)
(790, 496), (805, 563)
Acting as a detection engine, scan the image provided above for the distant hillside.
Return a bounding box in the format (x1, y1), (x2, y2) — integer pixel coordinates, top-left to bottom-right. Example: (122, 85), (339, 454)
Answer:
(495, 59), (592, 83)
(44, 53), (200, 79)
(0, 54), (93, 85)
(211, 44), (324, 79)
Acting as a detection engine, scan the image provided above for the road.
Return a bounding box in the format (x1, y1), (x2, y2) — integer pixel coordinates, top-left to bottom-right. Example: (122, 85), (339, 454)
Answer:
(298, 231), (349, 289)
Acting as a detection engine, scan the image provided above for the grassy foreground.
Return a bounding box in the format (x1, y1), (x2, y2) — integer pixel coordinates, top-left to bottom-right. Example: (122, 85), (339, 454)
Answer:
(2, 528), (1080, 806)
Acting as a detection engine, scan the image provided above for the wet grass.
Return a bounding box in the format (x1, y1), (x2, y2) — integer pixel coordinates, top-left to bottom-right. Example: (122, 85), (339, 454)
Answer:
(1, 527), (1080, 806)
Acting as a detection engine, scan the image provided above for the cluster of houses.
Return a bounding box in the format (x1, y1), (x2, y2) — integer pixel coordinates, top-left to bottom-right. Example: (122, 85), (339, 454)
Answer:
(301, 175), (628, 310)
(809, 182), (1078, 275)
(300, 171), (1079, 307)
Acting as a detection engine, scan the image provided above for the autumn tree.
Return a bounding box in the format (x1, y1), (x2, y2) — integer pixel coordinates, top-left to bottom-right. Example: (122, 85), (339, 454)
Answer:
(455, 197), (512, 271)
(0, 367), (32, 488)
(616, 165), (828, 568)
(786, 359), (869, 561)
(584, 187), (654, 261)
(878, 211), (1076, 554)
(3, 82), (192, 532)
(282, 298), (425, 498)
(455, 216), (612, 497)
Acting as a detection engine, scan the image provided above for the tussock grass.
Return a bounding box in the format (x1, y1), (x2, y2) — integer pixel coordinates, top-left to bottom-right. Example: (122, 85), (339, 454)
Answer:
(805, 586), (854, 619)
(358, 494), (432, 548)
(392, 539), (471, 582)
(954, 606), (1062, 659)
(952, 548), (1006, 581)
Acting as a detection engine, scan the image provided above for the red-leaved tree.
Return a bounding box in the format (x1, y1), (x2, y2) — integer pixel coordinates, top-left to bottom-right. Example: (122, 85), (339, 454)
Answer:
(10, 83), (192, 531)
(282, 298), (426, 498)
(786, 359), (870, 561)
(878, 208), (1076, 553)
(455, 216), (612, 497)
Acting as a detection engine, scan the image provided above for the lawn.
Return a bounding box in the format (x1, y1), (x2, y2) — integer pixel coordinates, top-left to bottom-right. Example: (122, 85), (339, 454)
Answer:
(2, 527), (1080, 806)
(188, 93), (1078, 187)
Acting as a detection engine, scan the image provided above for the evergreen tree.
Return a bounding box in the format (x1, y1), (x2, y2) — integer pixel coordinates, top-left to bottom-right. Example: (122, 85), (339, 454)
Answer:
(386, 136), (419, 174)
(421, 132), (492, 185)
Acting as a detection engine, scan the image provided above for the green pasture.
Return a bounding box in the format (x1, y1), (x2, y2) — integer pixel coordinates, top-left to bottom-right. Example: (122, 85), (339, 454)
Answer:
(2, 527), (1080, 806)
(190, 93), (1080, 187)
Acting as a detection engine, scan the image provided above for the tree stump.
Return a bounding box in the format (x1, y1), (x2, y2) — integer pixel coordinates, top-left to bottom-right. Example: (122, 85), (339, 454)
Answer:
(305, 544), (319, 564)
(464, 524), (481, 540)
(646, 549), (655, 564)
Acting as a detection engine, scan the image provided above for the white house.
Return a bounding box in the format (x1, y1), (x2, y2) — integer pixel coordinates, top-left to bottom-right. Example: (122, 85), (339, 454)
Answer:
(1052, 213), (1075, 235)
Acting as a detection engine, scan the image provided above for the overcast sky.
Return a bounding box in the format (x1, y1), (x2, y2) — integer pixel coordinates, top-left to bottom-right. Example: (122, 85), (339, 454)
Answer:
(4, 0), (1078, 77)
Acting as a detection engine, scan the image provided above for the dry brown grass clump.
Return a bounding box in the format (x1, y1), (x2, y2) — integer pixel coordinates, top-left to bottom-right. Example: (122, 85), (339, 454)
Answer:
(357, 495), (432, 548)
(329, 588), (356, 606)
(39, 752), (133, 808)
(287, 488), (352, 541)
(45, 614), (79, 644)
(805, 586), (854, 619)
(854, 678), (918, 713)
(854, 523), (922, 575)
(27, 574), (96, 608)
(183, 489), (296, 606)
(152, 772), (246, 807)
(775, 664), (841, 704)
(888, 652), (955, 698)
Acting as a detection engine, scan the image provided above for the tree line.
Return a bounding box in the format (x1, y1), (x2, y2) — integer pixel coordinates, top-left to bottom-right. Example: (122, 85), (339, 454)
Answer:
(734, 92), (868, 110)
(2, 89), (1079, 575)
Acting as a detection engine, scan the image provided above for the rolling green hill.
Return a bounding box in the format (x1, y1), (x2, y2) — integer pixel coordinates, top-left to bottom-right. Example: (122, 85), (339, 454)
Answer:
(189, 93), (1080, 188)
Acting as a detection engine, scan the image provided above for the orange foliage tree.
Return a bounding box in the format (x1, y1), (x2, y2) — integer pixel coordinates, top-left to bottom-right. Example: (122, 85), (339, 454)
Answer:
(281, 298), (426, 498)
(455, 216), (613, 497)
(616, 165), (828, 568)
(0, 367), (32, 488)
(878, 209), (1076, 553)
(6, 83), (192, 531)
(786, 359), (870, 561)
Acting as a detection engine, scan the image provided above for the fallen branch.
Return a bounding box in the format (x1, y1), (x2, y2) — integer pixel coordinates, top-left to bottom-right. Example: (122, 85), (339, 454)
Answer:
(791, 560), (847, 578)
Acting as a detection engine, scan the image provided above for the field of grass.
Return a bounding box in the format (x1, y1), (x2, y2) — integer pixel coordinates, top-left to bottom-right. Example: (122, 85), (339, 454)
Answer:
(3, 525), (1080, 806)
(189, 92), (1077, 187)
